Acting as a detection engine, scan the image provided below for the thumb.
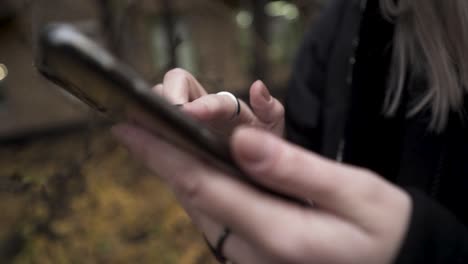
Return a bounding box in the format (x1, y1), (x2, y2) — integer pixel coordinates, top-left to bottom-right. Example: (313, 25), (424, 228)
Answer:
(249, 81), (285, 133)
(231, 127), (396, 223)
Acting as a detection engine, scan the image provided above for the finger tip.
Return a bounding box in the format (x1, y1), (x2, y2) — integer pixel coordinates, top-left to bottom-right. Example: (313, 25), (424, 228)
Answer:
(253, 79), (265, 87)
(250, 80), (265, 94)
(250, 80), (271, 104)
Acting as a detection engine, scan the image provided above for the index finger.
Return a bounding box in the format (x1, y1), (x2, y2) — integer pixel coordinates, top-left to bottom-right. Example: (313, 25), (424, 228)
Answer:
(162, 68), (208, 104)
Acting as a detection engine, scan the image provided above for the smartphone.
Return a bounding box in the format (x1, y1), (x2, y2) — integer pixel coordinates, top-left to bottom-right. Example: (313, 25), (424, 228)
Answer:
(36, 24), (300, 203)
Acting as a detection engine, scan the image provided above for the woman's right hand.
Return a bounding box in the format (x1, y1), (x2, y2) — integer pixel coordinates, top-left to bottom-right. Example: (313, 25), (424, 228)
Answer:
(153, 68), (285, 137)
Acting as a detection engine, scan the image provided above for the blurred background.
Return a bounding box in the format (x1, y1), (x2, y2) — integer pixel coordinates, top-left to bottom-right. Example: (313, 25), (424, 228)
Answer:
(0, 0), (325, 263)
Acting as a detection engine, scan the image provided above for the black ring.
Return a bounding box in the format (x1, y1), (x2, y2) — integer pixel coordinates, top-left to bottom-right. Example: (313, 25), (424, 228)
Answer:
(204, 228), (231, 263)
(235, 97), (241, 116)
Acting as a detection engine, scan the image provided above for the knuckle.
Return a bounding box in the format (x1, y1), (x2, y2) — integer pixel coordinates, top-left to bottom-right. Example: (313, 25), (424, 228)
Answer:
(172, 170), (205, 203)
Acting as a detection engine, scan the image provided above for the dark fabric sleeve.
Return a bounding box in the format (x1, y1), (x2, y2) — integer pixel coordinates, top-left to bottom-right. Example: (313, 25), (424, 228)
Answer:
(394, 189), (468, 264)
(285, 0), (347, 152)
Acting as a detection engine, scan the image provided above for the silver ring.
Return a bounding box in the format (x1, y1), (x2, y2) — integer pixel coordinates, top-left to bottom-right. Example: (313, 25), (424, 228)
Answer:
(217, 91), (240, 120)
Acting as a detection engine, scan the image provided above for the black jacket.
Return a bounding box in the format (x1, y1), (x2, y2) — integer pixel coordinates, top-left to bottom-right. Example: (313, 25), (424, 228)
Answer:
(285, 0), (468, 263)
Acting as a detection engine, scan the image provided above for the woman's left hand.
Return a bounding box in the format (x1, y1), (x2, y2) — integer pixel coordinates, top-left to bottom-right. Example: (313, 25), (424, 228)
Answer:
(112, 124), (411, 264)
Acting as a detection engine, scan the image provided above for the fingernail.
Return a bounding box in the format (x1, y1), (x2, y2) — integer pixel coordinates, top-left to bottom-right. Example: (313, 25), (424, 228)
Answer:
(234, 128), (274, 164)
(258, 80), (271, 102)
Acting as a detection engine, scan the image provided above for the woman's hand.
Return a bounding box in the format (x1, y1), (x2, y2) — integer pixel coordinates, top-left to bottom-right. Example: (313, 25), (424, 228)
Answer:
(155, 68), (285, 136)
(112, 124), (412, 264)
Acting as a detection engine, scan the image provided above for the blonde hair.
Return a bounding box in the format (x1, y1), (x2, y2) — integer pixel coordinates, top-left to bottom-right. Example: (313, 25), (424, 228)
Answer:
(380, 0), (468, 132)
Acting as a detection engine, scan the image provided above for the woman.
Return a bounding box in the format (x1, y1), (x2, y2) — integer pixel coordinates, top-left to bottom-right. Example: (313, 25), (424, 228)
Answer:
(113, 0), (468, 263)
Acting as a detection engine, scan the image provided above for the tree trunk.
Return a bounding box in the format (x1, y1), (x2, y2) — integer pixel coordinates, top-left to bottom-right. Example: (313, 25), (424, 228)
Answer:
(161, 0), (178, 70)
